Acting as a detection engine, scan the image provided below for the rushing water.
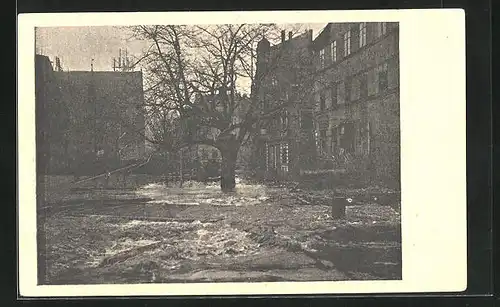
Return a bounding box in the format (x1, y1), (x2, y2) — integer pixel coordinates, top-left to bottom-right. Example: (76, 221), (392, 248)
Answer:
(43, 179), (401, 284)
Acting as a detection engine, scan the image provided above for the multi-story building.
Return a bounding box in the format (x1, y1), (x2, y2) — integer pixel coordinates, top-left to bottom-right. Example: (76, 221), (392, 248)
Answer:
(251, 22), (400, 185)
(311, 22), (400, 184)
(251, 30), (316, 179)
(35, 54), (146, 175)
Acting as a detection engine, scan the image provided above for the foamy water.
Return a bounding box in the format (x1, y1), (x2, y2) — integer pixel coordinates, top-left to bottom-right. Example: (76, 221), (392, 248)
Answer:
(178, 224), (262, 260)
(86, 238), (162, 267)
(118, 219), (212, 229)
(135, 179), (273, 207)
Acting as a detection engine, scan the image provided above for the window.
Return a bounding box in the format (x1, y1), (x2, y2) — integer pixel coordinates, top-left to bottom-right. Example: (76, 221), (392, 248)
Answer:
(319, 129), (327, 153)
(275, 145), (280, 169)
(212, 150), (219, 159)
(280, 110), (289, 130)
(272, 117), (280, 131)
(271, 76), (278, 87)
(300, 110), (314, 129)
(268, 144), (277, 170)
(269, 145), (275, 169)
(378, 63), (388, 92)
(265, 143), (269, 170)
(262, 99), (269, 110)
(314, 130), (319, 150)
(330, 40), (337, 63)
(319, 91), (326, 111)
(319, 48), (325, 68)
(283, 90), (289, 100)
(201, 149), (208, 160)
(343, 30), (351, 56)
(360, 74), (368, 98)
(365, 121), (371, 155)
(345, 78), (352, 102)
(281, 142), (289, 164)
(359, 22), (367, 48)
(341, 123), (356, 154)
(377, 22), (387, 37)
(331, 127), (338, 153)
(331, 83), (338, 106)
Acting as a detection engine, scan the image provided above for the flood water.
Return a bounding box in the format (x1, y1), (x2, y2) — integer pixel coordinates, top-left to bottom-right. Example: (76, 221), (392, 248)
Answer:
(41, 177), (402, 284)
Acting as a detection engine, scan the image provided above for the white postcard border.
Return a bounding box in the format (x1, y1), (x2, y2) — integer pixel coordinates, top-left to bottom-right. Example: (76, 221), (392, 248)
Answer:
(17, 9), (467, 297)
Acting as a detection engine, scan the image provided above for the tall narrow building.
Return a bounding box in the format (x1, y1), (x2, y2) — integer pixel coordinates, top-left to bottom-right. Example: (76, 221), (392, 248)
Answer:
(251, 30), (315, 179)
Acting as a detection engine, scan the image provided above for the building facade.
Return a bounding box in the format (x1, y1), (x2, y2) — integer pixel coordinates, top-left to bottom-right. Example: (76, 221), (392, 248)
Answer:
(252, 22), (400, 185)
(251, 30), (316, 180)
(311, 22), (400, 184)
(35, 54), (146, 175)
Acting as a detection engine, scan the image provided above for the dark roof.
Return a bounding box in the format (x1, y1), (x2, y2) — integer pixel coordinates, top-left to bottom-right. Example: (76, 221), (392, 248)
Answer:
(312, 24), (332, 50)
(35, 54), (54, 72)
(258, 37), (270, 46)
(270, 30), (312, 51)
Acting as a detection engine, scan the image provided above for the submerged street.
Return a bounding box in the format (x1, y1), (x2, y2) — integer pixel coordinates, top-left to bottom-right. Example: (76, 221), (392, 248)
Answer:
(34, 22), (403, 287)
(41, 176), (401, 284)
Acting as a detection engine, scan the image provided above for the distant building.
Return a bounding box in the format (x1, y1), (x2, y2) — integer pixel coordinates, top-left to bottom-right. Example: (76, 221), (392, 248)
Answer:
(191, 91), (253, 170)
(35, 54), (146, 175)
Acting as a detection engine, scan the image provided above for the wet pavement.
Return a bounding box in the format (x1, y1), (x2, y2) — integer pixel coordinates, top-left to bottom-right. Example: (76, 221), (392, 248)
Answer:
(41, 177), (401, 284)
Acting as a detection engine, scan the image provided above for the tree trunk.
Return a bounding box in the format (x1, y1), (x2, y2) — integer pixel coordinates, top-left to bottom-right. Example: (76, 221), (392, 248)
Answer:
(220, 146), (238, 193)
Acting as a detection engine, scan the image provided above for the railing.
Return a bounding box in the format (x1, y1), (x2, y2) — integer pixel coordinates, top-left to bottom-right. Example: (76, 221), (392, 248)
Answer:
(73, 155), (152, 185)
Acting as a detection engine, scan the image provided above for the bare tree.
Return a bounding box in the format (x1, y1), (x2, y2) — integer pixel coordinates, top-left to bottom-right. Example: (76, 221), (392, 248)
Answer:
(131, 24), (317, 192)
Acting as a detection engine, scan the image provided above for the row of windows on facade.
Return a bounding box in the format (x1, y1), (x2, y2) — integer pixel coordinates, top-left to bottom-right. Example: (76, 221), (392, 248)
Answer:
(315, 121), (371, 157)
(263, 121), (370, 169)
(264, 64), (391, 116)
(262, 22), (390, 109)
(317, 62), (389, 112)
(263, 59), (390, 125)
(318, 22), (388, 69)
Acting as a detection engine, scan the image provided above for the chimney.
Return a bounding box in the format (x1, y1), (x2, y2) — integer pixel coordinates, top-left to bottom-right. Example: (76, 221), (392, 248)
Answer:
(55, 57), (62, 71)
(281, 30), (285, 43)
(288, 31), (293, 40)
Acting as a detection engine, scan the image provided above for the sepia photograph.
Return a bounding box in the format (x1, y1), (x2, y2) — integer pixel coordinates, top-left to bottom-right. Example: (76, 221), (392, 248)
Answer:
(34, 21), (401, 285)
(18, 10), (466, 296)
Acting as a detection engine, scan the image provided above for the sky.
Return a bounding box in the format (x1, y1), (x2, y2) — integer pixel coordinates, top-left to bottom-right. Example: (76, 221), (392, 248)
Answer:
(35, 23), (327, 92)
(35, 26), (146, 72)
